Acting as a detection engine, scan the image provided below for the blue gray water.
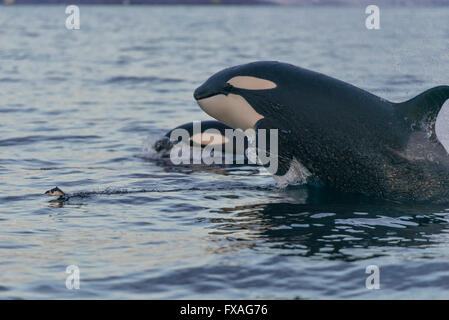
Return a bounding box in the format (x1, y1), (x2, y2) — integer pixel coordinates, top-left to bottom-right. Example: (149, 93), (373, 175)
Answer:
(1, 5), (449, 299)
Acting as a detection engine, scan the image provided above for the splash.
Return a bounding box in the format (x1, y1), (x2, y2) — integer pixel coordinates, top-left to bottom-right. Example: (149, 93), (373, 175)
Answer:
(273, 157), (312, 188)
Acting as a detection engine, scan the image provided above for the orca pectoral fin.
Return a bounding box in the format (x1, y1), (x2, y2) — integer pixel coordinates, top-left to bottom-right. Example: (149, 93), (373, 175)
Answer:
(254, 117), (294, 176)
(394, 85), (449, 141)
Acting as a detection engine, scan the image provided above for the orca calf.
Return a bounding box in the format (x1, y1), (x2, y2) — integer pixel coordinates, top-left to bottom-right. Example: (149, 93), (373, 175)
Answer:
(154, 120), (233, 153)
(194, 61), (449, 203)
(153, 120), (253, 164)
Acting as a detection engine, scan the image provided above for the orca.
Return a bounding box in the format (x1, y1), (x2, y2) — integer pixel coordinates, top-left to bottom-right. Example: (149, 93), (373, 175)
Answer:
(154, 120), (233, 153)
(153, 120), (253, 164)
(194, 61), (449, 203)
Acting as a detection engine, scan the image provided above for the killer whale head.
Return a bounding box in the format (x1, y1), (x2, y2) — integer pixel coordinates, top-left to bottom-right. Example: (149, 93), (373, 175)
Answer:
(153, 120), (252, 162)
(194, 61), (312, 179)
(158, 120), (233, 150)
(194, 61), (286, 130)
(193, 61), (280, 101)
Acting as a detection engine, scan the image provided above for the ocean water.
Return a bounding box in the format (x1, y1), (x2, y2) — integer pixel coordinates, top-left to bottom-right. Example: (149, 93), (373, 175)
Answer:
(1, 5), (449, 299)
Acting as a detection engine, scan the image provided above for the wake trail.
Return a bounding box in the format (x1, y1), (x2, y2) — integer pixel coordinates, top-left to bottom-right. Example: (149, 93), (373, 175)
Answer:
(50, 183), (277, 201)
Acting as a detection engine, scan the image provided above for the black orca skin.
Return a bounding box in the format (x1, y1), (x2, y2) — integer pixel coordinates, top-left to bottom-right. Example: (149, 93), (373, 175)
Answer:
(194, 61), (449, 203)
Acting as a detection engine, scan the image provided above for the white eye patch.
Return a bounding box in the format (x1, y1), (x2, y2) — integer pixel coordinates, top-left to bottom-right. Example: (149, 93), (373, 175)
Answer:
(190, 132), (229, 146)
(435, 99), (449, 154)
(227, 76), (277, 90)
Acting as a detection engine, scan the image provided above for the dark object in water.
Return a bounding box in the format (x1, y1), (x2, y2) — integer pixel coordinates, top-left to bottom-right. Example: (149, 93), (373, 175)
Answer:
(44, 186), (67, 201)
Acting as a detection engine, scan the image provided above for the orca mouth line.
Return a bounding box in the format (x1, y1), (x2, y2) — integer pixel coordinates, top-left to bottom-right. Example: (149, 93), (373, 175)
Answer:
(193, 90), (217, 101)
(194, 83), (233, 100)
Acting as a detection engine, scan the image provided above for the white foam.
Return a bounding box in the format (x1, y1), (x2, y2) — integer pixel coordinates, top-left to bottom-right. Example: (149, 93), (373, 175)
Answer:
(141, 135), (162, 159)
(273, 157), (312, 188)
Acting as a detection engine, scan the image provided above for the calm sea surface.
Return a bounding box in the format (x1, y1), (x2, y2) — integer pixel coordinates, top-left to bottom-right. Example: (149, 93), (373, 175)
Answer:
(1, 5), (449, 299)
